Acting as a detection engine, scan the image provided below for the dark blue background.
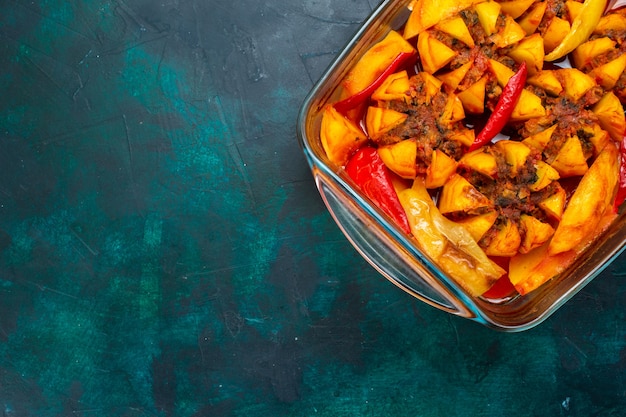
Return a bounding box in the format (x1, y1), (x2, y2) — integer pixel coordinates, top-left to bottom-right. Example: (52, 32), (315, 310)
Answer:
(1, 0), (625, 415)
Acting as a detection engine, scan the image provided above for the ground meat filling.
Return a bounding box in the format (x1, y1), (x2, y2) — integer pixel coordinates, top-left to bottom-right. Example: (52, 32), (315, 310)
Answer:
(456, 145), (552, 229)
(375, 75), (464, 172)
(517, 83), (604, 161)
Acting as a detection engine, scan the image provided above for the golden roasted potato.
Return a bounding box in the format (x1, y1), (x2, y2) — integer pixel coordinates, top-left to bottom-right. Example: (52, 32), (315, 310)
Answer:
(483, 218), (522, 257)
(593, 91), (626, 142)
(439, 94), (466, 124)
(320, 105), (368, 166)
(508, 34), (545, 75)
(404, 0), (485, 38)
(548, 143), (619, 255)
(498, 0), (535, 19)
(550, 135), (589, 177)
(527, 70), (563, 96)
(365, 106), (409, 141)
(377, 139), (418, 179)
(434, 15), (476, 47)
(538, 182), (567, 221)
(342, 31), (416, 97)
(530, 161), (560, 192)
(457, 75), (488, 114)
(474, 1), (501, 36)
(518, 1), (547, 35)
(571, 37), (617, 69)
(519, 214), (555, 254)
(425, 149), (458, 188)
(494, 140), (531, 176)
(492, 15), (526, 48)
(589, 54), (626, 91)
(455, 210), (498, 241)
(509, 241), (577, 295)
(459, 148), (498, 178)
(439, 174), (492, 214)
(594, 13), (626, 34)
(438, 61), (473, 90)
(522, 124), (558, 152)
(542, 17), (571, 53)
(371, 70), (411, 102)
(556, 68), (597, 102)
(417, 31), (458, 74)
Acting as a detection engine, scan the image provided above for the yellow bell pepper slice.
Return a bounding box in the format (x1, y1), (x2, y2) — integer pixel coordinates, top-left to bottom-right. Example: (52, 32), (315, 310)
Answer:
(544, 0), (608, 61)
(398, 178), (505, 296)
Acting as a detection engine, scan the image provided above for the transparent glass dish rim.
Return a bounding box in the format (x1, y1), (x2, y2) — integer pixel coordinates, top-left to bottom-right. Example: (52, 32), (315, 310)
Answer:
(296, 0), (626, 331)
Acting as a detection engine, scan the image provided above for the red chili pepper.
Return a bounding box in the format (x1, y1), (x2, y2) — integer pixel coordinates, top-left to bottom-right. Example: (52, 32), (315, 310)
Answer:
(468, 62), (528, 151)
(480, 257), (516, 299)
(613, 134), (626, 212)
(345, 146), (411, 234)
(333, 52), (415, 115)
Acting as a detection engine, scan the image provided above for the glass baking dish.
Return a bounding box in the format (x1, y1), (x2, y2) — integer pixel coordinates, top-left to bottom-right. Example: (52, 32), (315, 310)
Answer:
(296, 0), (626, 331)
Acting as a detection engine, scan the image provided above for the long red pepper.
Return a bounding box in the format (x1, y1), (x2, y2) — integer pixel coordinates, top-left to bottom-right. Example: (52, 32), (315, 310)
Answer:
(480, 257), (516, 299)
(468, 62), (528, 151)
(345, 146), (411, 234)
(613, 134), (626, 212)
(333, 52), (415, 115)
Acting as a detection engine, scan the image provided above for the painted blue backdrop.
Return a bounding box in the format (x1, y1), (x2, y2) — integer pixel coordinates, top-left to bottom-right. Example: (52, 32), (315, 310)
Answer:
(0, 0), (625, 416)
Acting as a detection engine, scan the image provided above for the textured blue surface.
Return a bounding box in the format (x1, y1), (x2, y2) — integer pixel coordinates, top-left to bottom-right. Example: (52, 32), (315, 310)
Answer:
(1, 1), (626, 416)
